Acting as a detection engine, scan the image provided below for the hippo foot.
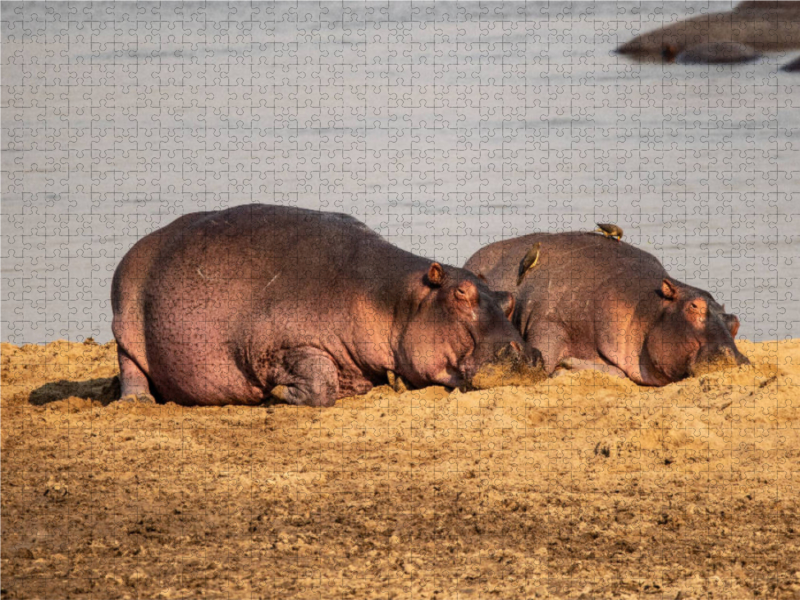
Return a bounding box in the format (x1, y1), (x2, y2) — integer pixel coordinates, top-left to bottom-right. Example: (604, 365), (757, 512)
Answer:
(270, 385), (292, 403)
(269, 380), (338, 407)
(115, 392), (157, 404)
(556, 358), (627, 379)
(387, 370), (410, 393)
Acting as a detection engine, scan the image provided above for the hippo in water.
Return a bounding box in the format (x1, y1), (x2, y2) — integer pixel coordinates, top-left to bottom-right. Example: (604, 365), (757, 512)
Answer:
(616, 1), (800, 65)
(675, 42), (761, 65)
(781, 55), (800, 72)
(111, 204), (533, 407)
(464, 232), (750, 386)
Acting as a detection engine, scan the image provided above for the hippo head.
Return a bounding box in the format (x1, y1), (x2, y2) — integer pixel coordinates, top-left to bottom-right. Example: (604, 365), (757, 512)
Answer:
(644, 278), (750, 384)
(615, 26), (690, 62)
(397, 263), (536, 389)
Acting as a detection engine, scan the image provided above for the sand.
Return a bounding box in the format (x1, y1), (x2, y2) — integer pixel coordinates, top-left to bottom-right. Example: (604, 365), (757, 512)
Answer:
(2, 339), (799, 599)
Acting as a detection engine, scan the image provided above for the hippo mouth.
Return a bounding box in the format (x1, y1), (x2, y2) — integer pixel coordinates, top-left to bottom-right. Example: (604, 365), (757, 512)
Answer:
(689, 347), (750, 378)
(463, 343), (546, 391)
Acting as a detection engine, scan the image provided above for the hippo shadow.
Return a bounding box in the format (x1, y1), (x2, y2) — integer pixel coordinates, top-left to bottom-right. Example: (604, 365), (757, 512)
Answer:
(29, 376), (121, 407)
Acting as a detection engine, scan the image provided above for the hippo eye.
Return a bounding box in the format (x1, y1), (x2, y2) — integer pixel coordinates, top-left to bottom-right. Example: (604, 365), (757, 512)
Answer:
(690, 301), (706, 313)
(455, 287), (480, 308)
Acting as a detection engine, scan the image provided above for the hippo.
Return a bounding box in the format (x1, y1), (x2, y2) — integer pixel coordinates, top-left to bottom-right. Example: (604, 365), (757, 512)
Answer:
(464, 232), (750, 386)
(781, 55), (800, 71)
(676, 42), (761, 65)
(616, 1), (800, 65)
(111, 204), (533, 407)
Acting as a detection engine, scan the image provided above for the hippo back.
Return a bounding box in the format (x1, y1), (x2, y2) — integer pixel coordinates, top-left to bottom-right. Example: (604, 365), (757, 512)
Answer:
(465, 232), (668, 321)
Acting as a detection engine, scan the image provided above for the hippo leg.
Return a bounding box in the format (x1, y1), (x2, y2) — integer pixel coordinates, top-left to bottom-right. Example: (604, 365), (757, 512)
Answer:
(270, 347), (340, 407)
(117, 349), (156, 403)
(525, 322), (569, 375)
(557, 358), (627, 379)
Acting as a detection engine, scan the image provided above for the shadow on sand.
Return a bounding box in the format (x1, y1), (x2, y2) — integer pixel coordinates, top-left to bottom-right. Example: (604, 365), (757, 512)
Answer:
(29, 377), (121, 407)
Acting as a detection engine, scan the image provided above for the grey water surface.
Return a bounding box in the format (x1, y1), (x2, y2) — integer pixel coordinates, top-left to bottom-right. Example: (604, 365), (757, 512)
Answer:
(2, 1), (798, 344)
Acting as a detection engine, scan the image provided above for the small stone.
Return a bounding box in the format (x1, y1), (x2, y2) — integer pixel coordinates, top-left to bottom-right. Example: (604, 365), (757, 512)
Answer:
(126, 569), (149, 585)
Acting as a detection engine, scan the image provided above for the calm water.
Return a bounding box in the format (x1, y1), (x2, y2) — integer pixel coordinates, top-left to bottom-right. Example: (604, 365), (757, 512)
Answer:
(2, 1), (798, 344)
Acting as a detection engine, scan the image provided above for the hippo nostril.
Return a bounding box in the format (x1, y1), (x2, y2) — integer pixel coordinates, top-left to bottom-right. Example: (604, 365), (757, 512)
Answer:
(495, 341), (524, 363)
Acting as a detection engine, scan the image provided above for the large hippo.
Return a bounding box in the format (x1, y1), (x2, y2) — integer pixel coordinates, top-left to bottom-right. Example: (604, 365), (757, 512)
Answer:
(464, 232), (749, 386)
(112, 204), (533, 407)
(616, 1), (800, 65)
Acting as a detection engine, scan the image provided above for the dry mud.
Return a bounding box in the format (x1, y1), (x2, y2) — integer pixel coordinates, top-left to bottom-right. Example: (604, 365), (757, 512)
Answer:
(2, 339), (799, 599)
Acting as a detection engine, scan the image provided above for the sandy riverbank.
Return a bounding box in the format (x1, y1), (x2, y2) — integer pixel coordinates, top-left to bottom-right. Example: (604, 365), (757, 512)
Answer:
(2, 339), (799, 599)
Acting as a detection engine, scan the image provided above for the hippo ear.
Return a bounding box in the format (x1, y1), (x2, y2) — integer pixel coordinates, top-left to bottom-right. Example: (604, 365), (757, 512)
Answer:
(427, 263), (445, 287)
(660, 279), (679, 300)
(723, 313), (740, 338)
(495, 291), (515, 319)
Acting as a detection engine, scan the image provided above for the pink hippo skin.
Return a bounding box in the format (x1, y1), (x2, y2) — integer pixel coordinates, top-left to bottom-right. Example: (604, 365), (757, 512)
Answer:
(464, 232), (750, 386)
(111, 204), (533, 406)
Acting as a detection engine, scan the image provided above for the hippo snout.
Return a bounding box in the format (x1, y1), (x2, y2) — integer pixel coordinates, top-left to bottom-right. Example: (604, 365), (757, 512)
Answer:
(494, 340), (525, 362)
(466, 341), (546, 391)
(690, 345), (749, 377)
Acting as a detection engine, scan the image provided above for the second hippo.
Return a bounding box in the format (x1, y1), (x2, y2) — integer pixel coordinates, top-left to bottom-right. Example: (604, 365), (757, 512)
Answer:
(112, 204), (534, 407)
(465, 232), (749, 386)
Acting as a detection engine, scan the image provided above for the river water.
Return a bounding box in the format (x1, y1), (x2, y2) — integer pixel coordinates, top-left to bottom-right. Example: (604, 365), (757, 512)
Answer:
(2, 1), (798, 344)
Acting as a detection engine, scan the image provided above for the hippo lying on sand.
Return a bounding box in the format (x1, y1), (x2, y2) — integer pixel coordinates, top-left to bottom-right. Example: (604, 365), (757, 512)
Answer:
(112, 204), (533, 406)
(616, 1), (800, 66)
(465, 232), (749, 386)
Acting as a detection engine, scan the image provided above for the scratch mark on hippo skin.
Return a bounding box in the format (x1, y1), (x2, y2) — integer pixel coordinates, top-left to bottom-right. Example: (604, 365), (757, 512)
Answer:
(262, 273), (280, 292)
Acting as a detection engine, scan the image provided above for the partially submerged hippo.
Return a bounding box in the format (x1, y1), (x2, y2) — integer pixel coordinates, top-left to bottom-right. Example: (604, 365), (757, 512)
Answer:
(465, 232), (750, 386)
(781, 55), (800, 71)
(676, 42), (760, 65)
(112, 204), (532, 407)
(616, 1), (800, 65)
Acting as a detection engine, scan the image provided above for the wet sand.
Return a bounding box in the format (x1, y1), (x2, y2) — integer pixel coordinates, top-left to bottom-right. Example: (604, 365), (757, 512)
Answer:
(2, 339), (799, 599)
